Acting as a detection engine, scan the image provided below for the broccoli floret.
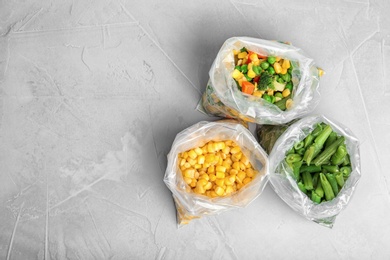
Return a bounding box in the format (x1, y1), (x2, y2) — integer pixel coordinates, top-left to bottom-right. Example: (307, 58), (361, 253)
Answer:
(257, 71), (274, 91)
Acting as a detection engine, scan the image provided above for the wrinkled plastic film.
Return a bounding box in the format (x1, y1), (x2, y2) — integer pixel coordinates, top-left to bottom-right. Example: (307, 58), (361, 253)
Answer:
(197, 37), (321, 125)
(268, 115), (361, 227)
(164, 121), (269, 226)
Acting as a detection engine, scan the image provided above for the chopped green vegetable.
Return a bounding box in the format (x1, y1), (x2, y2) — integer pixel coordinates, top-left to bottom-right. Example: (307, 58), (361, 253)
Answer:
(286, 153), (302, 163)
(257, 71), (274, 91)
(320, 173), (335, 201)
(325, 173), (339, 195)
(312, 137), (345, 166)
(302, 172), (314, 190)
(299, 165), (321, 173)
(331, 144), (348, 165)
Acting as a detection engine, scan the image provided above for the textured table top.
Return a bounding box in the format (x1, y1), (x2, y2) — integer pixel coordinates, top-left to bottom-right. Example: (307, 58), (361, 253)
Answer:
(1, 0), (390, 259)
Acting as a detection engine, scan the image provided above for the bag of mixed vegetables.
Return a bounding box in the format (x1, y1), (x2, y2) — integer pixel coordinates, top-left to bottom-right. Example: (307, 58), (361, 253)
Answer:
(197, 37), (323, 125)
(164, 120), (268, 226)
(265, 115), (361, 227)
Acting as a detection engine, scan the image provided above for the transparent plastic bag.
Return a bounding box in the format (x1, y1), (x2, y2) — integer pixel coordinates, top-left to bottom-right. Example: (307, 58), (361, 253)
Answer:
(164, 120), (269, 226)
(268, 115), (361, 227)
(197, 37), (322, 125)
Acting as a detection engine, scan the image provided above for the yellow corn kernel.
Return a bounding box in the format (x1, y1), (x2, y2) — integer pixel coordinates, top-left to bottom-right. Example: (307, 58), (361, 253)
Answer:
(215, 178), (225, 187)
(230, 169), (238, 175)
(282, 88), (290, 97)
(205, 182), (213, 190)
(237, 59), (243, 66)
(197, 155), (205, 165)
(207, 142), (215, 153)
(194, 171), (199, 179)
(236, 183), (243, 190)
(225, 185), (234, 194)
(216, 165), (226, 173)
(209, 174), (217, 182)
(180, 158), (186, 167)
(232, 161), (240, 171)
(222, 146), (231, 155)
(188, 158), (196, 166)
(282, 59), (290, 69)
(194, 164), (202, 169)
(215, 186), (225, 196)
(253, 59), (260, 66)
(248, 63), (253, 71)
(205, 154), (215, 163)
(230, 146), (241, 155)
(237, 52), (248, 59)
(210, 191), (218, 198)
(267, 89), (274, 96)
(243, 177), (252, 185)
(214, 155), (221, 165)
(184, 162), (191, 169)
(273, 62), (282, 74)
(225, 140), (233, 146)
(207, 165), (215, 174)
(247, 69), (256, 78)
(276, 56), (282, 62)
(286, 99), (293, 110)
(190, 179), (197, 188)
(281, 68), (287, 75)
(182, 152), (189, 159)
(222, 161), (231, 170)
(184, 177), (192, 184)
(253, 91), (263, 98)
(206, 191), (211, 197)
(184, 169), (195, 178)
(232, 69), (243, 80)
(239, 162), (246, 171)
(241, 155), (250, 166)
(188, 150), (197, 159)
(216, 171), (225, 179)
(250, 53), (259, 62)
(233, 152), (242, 161)
(198, 178), (208, 187)
(200, 174), (209, 181)
(224, 158), (233, 165)
(195, 183), (205, 194)
(201, 146), (208, 154)
(224, 176), (233, 186)
(218, 141), (226, 150)
(246, 168), (254, 177)
(237, 171), (246, 182)
(233, 49), (240, 55)
(194, 147), (203, 155)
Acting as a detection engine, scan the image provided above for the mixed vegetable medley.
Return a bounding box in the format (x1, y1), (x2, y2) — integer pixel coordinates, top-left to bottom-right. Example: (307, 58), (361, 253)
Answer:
(284, 122), (352, 204)
(232, 47), (295, 110)
(178, 140), (257, 198)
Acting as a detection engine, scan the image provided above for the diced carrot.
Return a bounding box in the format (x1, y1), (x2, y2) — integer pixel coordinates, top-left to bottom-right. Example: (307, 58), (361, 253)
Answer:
(241, 81), (255, 95)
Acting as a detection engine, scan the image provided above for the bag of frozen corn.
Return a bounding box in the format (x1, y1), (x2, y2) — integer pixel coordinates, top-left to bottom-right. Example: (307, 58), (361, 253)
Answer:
(164, 120), (268, 226)
(197, 37), (323, 125)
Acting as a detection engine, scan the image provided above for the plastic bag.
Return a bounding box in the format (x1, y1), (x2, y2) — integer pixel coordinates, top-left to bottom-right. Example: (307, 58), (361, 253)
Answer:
(164, 120), (269, 226)
(197, 37), (322, 125)
(268, 115), (361, 227)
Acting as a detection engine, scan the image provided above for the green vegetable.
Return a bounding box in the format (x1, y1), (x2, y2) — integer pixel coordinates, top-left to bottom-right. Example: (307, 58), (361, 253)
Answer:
(240, 47), (247, 52)
(304, 134), (314, 148)
(304, 125), (333, 165)
(286, 153), (302, 163)
(275, 92), (283, 98)
(302, 172), (314, 190)
(325, 173), (339, 195)
(299, 165), (321, 173)
(320, 173), (335, 201)
(311, 124), (323, 138)
(260, 62), (269, 69)
(322, 165), (339, 173)
(292, 161), (302, 180)
(244, 74), (251, 81)
(267, 56), (276, 64)
(325, 132), (337, 148)
(311, 191), (322, 204)
(331, 144), (348, 165)
(294, 141), (304, 150)
(342, 154), (351, 166)
(257, 71), (274, 90)
(312, 137), (345, 166)
(298, 182), (307, 194)
(252, 65), (261, 75)
(312, 172), (319, 187)
(335, 172), (345, 187)
(235, 65), (241, 71)
(262, 93), (272, 103)
(241, 64), (248, 73)
(281, 73), (291, 82)
(285, 82), (293, 92)
(267, 67), (275, 74)
(340, 166), (352, 179)
(314, 180), (324, 198)
(274, 95), (291, 110)
(296, 147), (305, 155)
(287, 147), (295, 155)
(277, 78), (284, 83)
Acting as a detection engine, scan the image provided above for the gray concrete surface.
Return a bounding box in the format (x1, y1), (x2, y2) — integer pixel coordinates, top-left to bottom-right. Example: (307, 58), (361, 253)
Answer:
(1, 0), (390, 259)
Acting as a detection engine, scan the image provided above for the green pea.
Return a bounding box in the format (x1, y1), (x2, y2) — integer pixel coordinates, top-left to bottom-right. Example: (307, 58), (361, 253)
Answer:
(262, 94), (272, 103)
(241, 64), (248, 73)
(288, 67), (292, 74)
(260, 62), (269, 69)
(267, 67), (275, 74)
(274, 75), (280, 80)
(285, 82), (293, 91)
(252, 65), (261, 75)
(235, 65), (241, 71)
(275, 92), (283, 98)
(281, 73), (291, 82)
(270, 95), (276, 103)
(277, 78), (284, 83)
(244, 74), (251, 81)
(267, 56), (276, 64)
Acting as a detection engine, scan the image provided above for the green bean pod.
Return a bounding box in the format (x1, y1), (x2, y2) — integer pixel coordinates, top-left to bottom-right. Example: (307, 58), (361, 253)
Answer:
(331, 145), (348, 165)
(325, 173), (339, 195)
(302, 172), (314, 190)
(335, 172), (345, 187)
(320, 173), (335, 201)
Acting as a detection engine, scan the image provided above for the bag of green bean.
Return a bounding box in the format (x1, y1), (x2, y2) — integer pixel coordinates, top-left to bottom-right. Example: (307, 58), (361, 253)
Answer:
(267, 115), (361, 227)
(197, 37), (322, 125)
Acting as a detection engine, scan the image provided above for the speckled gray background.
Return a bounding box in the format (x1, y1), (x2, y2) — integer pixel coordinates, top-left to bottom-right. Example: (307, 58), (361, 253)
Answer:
(1, 0), (390, 259)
